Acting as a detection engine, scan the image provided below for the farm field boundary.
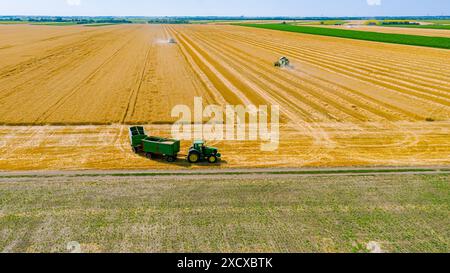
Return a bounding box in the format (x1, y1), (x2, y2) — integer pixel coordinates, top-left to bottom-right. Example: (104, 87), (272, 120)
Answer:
(239, 23), (450, 49)
(384, 24), (450, 30)
(1, 167), (449, 179)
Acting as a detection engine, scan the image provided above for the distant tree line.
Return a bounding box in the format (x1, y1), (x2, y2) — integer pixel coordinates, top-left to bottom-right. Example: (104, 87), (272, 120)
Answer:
(75, 19), (133, 24)
(27, 17), (132, 24)
(147, 19), (189, 24)
(366, 20), (422, 26)
(380, 21), (420, 25)
(1, 15), (449, 25)
(0, 16), (132, 24)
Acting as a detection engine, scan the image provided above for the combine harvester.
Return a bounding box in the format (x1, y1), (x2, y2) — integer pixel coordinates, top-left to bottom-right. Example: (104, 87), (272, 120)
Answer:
(129, 126), (221, 164)
(274, 57), (290, 68)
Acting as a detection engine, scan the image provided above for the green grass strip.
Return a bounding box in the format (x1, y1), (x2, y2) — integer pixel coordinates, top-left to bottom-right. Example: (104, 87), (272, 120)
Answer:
(82, 168), (447, 177)
(0, 168), (448, 179)
(239, 23), (450, 49)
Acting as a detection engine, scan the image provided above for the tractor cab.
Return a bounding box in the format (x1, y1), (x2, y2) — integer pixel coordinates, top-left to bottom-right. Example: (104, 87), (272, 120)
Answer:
(188, 140), (221, 164)
(192, 140), (205, 153)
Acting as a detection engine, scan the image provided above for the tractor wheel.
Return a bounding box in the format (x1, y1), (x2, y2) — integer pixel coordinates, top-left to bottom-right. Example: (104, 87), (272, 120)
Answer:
(166, 156), (176, 163)
(208, 155), (218, 164)
(132, 147), (138, 154)
(188, 152), (200, 163)
(146, 152), (152, 159)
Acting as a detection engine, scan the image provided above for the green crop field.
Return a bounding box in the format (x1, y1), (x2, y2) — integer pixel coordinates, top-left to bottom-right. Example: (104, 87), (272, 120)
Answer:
(240, 23), (450, 49)
(318, 20), (347, 25)
(0, 173), (448, 253)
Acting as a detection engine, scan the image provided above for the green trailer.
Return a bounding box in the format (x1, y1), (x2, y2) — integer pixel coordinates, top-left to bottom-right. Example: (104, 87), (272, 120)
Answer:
(129, 126), (147, 153)
(129, 126), (180, 162)
(142, 136), (180, 162)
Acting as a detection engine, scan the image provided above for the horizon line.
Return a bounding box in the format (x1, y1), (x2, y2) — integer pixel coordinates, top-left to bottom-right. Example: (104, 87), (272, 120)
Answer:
(1, 14), (450, 18)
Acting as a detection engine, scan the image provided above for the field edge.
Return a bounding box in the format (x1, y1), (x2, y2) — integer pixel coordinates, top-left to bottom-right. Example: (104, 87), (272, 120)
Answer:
(238, 23), (450, 49)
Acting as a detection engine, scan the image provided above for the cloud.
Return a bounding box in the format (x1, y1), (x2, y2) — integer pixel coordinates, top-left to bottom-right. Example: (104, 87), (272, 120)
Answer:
(67, 0), (81, 6)
(367, 0), (381, 6)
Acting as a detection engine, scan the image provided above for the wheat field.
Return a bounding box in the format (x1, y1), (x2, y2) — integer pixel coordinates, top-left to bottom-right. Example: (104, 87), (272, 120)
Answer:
(0, 24), (449, 170)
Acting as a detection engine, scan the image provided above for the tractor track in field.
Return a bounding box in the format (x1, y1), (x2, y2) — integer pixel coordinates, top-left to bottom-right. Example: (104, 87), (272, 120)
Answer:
(33, 28), (141, 124)
(187, 28), (406, 122)
(0, 26), (125, 81)
(185, 29), (344, 122)
(0, 30), (117, 101)
(121, 38), (154, 123)
(170, 25), (442, 161)
(173, 27), (301, 115)
(181, 28), (424, 153)
(181, 25), (448, 119)
(0, 122), (448, 170)
(264, 35), (450, 90)
(0, 24), (449, 170)
(232, 26), (450, 80)
(0, 126), (48, 161)
(217, 28), (450, 95)
(215, 30), (450, 108)
(171, 26), (335, 164)
(179, 28), (402, 122)
(0, 27), (139, 125)
(0, 26), (116, 60)
(183, 29), (426, 144)
(165, 26), (228, 106)
(171, 28), (253, 106)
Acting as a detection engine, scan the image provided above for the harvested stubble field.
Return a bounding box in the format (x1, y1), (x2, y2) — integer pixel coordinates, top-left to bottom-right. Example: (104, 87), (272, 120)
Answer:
(0, 172), (448, 252)
(0, 24), (449, 171)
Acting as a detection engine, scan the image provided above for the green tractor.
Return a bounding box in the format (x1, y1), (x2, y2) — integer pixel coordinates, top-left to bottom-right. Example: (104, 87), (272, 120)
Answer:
(187, 140), (221, 164)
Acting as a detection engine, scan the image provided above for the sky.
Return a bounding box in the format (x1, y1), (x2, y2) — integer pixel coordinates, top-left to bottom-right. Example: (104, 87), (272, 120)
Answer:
(0, 0), (449, 17)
